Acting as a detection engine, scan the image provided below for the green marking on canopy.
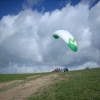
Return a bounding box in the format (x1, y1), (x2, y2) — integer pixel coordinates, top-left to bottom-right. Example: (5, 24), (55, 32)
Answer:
(68, 38), (78, 52)
(53, 34), (59, 39)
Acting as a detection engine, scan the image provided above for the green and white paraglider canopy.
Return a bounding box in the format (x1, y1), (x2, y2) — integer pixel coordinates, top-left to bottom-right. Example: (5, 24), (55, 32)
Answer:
(53, 30), (78, 52)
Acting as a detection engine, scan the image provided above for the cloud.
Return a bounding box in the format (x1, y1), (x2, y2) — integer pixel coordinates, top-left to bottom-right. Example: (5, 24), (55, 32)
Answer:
(89, 1), (100, 49)
(22, 0), (44, 9)
(81, 0), (98, 8)
(0, 1), (100, 73)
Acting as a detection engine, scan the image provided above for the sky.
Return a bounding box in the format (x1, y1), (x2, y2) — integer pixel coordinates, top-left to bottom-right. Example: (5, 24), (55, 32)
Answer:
(0, 0), (100, 73)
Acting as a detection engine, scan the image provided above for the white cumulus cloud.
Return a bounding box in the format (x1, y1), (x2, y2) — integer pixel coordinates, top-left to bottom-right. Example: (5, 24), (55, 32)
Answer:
(0, 1), (100, 73)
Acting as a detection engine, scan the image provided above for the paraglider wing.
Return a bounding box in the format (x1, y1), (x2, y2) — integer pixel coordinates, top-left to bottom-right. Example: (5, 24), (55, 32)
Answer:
(53, 30), (78, 52)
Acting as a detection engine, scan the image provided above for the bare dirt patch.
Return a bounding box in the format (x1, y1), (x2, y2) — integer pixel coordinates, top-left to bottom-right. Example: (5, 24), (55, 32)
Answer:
(0, 73), (59, 100)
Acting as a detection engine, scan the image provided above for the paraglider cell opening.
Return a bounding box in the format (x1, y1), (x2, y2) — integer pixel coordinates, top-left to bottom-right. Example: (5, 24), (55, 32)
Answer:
(53, 34), (59, 39)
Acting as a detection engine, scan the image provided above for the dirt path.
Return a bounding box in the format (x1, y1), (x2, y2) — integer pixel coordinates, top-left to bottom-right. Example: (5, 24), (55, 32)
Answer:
(0, 73), (59, 100)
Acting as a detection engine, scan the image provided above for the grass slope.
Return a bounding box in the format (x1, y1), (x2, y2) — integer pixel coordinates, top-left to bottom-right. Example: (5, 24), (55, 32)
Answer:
(28, 68), (100, 100)
(0, 72), (51, 82)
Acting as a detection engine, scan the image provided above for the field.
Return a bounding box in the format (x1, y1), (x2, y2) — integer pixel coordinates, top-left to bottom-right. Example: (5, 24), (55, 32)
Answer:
(0, 68), (100, 100)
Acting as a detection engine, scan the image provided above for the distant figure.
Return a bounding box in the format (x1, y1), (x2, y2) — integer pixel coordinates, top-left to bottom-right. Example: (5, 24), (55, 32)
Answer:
(64, 67), (68, 72)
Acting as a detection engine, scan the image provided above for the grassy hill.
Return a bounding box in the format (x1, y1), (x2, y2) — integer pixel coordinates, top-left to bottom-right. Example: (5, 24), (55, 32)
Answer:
(0, 68), (100, 100)
(29, 68), (100, 100)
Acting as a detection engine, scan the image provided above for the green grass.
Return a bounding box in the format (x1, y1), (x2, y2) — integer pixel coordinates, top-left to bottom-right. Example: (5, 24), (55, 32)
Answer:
(0, 72), (51, 82)
(0, 68), (100, 100)
(28, 68), (100, 100)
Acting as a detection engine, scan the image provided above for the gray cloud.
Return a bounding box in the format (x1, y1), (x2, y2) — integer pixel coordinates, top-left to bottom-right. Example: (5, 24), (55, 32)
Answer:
(89, 2), (100, 50)
(0, 1), (100, 73)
